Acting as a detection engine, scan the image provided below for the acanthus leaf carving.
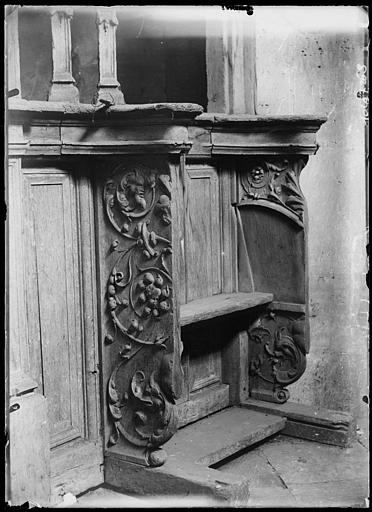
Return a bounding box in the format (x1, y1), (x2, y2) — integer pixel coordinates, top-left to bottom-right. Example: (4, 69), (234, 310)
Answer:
(107, 351), (178, 451)
(104, 162), (181, 466)
(240, 157), (308, 223)
(248, 312), (307, 404)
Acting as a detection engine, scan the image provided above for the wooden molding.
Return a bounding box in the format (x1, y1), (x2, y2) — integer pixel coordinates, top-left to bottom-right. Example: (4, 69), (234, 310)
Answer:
(8, 158), (30, 377)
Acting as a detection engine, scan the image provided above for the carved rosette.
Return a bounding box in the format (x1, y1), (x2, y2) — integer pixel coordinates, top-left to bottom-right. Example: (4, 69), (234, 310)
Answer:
(104, 163), (180, 466)
(239, 157), (308, 225)
(248, 312), (307, 404)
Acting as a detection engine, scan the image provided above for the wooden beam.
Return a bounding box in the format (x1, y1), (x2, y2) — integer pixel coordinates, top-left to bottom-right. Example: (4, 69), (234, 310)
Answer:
(206, 12), (256, 114)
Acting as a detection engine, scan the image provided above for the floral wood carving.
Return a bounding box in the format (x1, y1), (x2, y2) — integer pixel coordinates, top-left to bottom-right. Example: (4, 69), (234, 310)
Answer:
(240, 157), (308, 223)
(248, 311), (307, 404)
(104, 163), (181, 466)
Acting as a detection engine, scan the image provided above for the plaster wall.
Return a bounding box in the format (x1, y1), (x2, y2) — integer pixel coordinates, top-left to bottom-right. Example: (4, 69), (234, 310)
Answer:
(254, 6), (369, 426)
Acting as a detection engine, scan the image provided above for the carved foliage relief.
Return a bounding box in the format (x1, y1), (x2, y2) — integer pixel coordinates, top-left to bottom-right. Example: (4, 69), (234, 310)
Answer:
(239, 157), (308, 224)
(248, 312), (307, 404)
(103, 162), (179, 465)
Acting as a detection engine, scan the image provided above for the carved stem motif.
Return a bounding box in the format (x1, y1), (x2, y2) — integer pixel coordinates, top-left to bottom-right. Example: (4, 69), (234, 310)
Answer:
(248, 312), (307, 404)
(104, 163), (180, 466)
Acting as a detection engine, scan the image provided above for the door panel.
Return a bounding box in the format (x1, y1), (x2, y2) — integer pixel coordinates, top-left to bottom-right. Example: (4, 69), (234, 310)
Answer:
(184, 165), (221, 302)
(24, 172), (83, 446)
(22, 166), (103, 500)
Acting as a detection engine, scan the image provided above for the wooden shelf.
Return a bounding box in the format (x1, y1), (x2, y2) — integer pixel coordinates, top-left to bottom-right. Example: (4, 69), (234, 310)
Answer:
(180, 292), (273, 327)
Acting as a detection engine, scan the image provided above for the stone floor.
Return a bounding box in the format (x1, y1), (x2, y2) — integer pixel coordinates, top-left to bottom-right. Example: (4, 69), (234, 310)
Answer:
(68, 431), (369, 508)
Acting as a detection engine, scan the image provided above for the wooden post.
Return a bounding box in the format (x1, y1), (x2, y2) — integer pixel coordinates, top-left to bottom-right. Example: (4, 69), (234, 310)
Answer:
(206, 12), (256, 114)
(5, 6), (21, 97)
(96, 7), (125, 105)
(49, 7), (79, 103)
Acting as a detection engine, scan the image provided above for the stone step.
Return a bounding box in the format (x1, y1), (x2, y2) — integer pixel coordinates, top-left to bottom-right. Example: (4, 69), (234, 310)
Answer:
(165, 406), (286, 466)
(105, 407), (286, 504)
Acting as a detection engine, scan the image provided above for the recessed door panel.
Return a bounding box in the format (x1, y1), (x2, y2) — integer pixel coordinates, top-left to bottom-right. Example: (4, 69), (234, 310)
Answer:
(24, 172), (83, 446)
(184, 166), (221, 302)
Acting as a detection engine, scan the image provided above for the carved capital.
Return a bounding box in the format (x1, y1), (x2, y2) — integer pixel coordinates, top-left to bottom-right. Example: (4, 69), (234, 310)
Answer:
(239, 156), (308, 225)
(248, 311), (307, 404)
(104, 162), (181, 466)
(50, 7), (74, 18)
(97, 7), (119, 28)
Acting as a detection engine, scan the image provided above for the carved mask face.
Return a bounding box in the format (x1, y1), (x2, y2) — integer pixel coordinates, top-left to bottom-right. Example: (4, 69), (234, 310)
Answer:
(250, 166), (266, 187)
(122, 171), (147, 210)
(126, 172), (145, 198)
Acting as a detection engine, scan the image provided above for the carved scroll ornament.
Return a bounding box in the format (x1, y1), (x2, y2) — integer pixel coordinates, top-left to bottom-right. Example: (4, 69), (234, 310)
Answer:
(240, 157), (308, 225)
(104, 163), (181, 466)
(248, 312), (307, 404)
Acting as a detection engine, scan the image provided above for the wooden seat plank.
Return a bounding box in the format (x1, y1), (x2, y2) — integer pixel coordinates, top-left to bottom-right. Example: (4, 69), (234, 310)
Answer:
(180, 292), (273, 326)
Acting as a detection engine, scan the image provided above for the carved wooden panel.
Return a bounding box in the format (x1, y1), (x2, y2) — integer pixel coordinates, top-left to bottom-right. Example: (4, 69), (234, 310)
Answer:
(238, 156), (308, 227)
(98, 157), (183, 466)
(237, 156), (310, 404)
(237, 156), (308, 303)
(248, 311), (307, 403)
(184, 165), (221, 302)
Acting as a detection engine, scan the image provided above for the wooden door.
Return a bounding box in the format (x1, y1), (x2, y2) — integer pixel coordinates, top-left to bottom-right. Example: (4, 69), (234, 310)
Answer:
(21, 163), (103, 503)
(176, 164), (237, 427)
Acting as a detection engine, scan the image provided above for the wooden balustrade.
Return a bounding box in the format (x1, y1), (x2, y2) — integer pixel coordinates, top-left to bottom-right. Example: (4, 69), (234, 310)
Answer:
(8, 6), (125, 105)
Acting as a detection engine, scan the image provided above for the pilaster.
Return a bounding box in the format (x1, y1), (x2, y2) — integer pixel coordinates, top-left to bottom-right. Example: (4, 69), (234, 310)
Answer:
(99, 155), (184, 467)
